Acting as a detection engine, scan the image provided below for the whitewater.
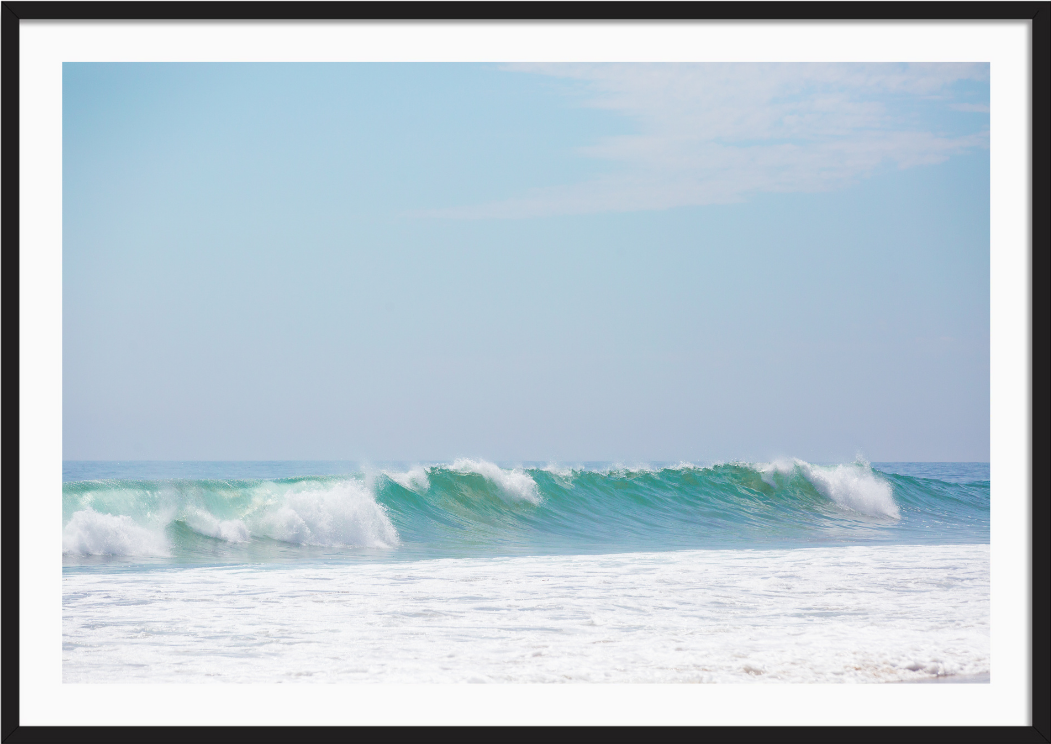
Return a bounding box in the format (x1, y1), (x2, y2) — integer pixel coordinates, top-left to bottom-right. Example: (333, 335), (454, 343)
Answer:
(62, 459), (990, 683)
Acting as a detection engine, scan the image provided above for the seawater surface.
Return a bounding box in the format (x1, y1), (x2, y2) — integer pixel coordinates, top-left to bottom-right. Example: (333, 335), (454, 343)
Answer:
(62, 459), (990, 683)
(62, 459), (989, 564)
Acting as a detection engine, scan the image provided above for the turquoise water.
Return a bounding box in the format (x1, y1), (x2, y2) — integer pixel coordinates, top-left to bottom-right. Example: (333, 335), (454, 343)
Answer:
(61, 459), (989, 566)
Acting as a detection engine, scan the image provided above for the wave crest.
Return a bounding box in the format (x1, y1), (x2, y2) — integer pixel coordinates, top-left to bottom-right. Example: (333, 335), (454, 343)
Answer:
(252, 481), (400, 548)
(449, 459), (540, 504)
(759, 459), (900, 519)
(63, 509), (170, 556)
(183, 511), (251, 543)
(383, 465), (430, 493)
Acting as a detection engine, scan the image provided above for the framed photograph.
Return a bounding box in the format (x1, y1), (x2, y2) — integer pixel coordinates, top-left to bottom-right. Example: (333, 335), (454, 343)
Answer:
(4, 1), (1045, 735)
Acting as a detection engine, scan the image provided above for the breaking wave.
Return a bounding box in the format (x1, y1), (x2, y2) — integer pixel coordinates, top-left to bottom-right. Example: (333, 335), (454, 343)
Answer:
(62, 458), (988, 560)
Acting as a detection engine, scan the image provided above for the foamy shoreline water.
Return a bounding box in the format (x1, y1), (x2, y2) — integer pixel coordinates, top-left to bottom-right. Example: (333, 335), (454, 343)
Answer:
(63, 543), (989, 683)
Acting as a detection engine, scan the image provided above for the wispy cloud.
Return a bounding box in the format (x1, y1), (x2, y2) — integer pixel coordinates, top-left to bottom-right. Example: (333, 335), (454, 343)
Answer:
(424, 63), (989, 219)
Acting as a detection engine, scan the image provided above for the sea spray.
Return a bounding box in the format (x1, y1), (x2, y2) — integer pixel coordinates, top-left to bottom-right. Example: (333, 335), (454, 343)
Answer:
(63, 509), (171, 557)
(760, 458), (900, 518)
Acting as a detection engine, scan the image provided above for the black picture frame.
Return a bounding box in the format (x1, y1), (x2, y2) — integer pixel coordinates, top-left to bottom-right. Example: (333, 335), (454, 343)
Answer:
(2, 2), (1046, 739)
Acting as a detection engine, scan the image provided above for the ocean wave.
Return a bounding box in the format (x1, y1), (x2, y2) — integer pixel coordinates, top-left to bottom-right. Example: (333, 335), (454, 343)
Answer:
(62, 458), (987, 561)
(252, 480), (399, 548)
(382, 465), (430, 493)
(759, 458), (900, 519)
(447, 459), (540, 504)
(63, 477), (399, 554)
(182, 508), (251, 543)
(63, 509), (170, 557)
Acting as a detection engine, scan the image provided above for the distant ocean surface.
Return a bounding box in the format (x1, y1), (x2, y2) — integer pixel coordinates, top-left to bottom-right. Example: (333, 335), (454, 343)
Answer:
(62, 459), (990, 683)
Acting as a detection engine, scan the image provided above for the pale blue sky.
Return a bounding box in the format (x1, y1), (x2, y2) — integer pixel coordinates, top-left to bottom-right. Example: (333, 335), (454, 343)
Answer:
(63, 63), (990, 462)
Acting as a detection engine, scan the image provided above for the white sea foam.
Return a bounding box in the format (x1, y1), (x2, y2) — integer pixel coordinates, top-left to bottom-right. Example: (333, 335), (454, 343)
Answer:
(540, 462), (576, 479)
(669, 461), (702, 471)
(449, 458), (540, 504)
(759, 458), (900, 519)
(384, 465), (431, 492)
(539, 462), (713, 481)
(251, 480), (399, 549)
(605, 462), (658, 475)
(539, 462), (587, 488)
(62, 543), (989, 684)
(62, 509), (170, 557)
(184, 512), (251, 543)
(803, 462), (900, 519)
